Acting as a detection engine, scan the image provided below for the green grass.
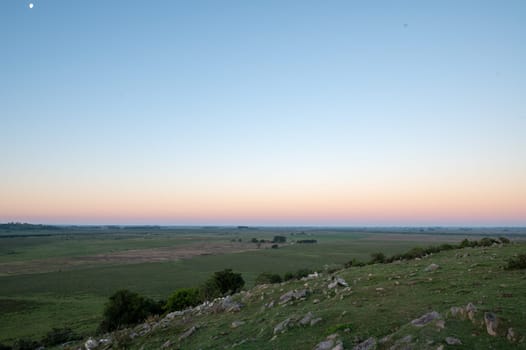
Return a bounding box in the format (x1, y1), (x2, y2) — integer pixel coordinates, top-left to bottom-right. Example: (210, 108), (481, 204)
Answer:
(0, 227), (521, 346)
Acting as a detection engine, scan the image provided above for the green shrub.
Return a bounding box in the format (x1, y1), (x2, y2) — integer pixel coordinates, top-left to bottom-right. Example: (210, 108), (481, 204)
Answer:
(505, 254), (526, 270)
(272, 235), (287, 243)
(295, 268), (314, 279)
(41, 327), (80, 346)
(0, 343), (12, 350)
(255, 272), (282, 285)
(479, 237), (497, 247)
(12, 339), (40, 350)
(165, 288), (203, 312)
(200, 269), (245, 299)
(283, 272), (295, 281)
(369, 252), (386, 264)
(98, 290), (162, 333)
(499, 237), (510, 244)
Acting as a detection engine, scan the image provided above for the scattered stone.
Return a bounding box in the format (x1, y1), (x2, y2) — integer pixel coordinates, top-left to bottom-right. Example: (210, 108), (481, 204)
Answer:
(375, 288), (384, 292)
(326, 333), (339, 341)
(300, 312), (314, 326)
(311, 317), (323, 326)
(445, 337), (462, 345)
(84, 338), (99, 350)
(221, 296), (243, 312)
(411, 311), (441, 327)
(399, 335), (413, 343)
(436, 345), (444, 350)
(484, 312), (499, 336)
(465, 303), (477, 322)
(424, 263), (440, 272)
(313, 299), (320, 304)
(449, 306), (463, 318)
(332, 343), (344, 350)
(314, 340), (334, 350)
(161, 340), (172, 348)
(435, 320), (445, 329)
(353, 337), (376, 350)
(274, 318), (291, 334)
(507, 328), (516, 342)
(179, 326), (197, 341)
(231, 320), (245, 328)
(265, 300), (275, 309)
(279, 289), (309, 304)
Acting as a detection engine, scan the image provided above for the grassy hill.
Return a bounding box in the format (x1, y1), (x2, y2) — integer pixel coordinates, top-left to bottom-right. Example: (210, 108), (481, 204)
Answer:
(58, 241), (526, 350)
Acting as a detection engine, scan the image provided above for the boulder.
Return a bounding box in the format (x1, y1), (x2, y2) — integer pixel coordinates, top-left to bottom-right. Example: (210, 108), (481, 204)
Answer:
(300, 312), (314, 326)
(84, 338), (99, 350)
(314, 340), (334, 350)
(465, 303), (477, 322)
(231, 320), (245, 328)
(507, 328), (516, 342)
(311, 317), (323, 326)
(179, 326), (197, 341)
(411, 311), (441, 327)
(445, 337), (462, 345)
(484, 312), (499, 336)
(279, 289), (309, 304)
(424, 264), (440, 272)
(353, 337), (376, 350)
(274, 318), (291, 334)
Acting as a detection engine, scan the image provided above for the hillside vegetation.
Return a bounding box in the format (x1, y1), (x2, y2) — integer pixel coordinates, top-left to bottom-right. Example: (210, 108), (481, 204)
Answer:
(57, 241), (526, 349)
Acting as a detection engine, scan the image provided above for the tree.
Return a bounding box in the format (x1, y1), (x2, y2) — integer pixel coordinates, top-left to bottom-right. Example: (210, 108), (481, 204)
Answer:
(165, 288), (203, 312)
(98, 290), (162, 333)
(272, 235), (287, 243)
(201, 269), (245, 299)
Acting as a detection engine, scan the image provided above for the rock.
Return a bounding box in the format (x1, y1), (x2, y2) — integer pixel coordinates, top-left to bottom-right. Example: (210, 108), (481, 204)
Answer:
(375, 288), (384, 292)
(335, 277), (349, 287)
(435, 320), (445, 329)
(161, 340), (172, 348)
(279, 289), (309, 304)
(507, 328), (516, 342)
(84, 338), (99, 350)
(328, 281), (339, 289)
(484, 312), (499, 336)
(436, 346), (444, 350)
(231, 320), (245, 328)
(314, 340), (334, 350)
(313, 299), (320, 304)
(449, 306), (463, 318)
(424, 263), (440, 272)
(326, 334), (339, 341)
(465, 303), (477, 321)
(265, 300), (275, 308)
(399, 335), (413, 343)
(300, 312), (314, 326)
(411, 311), (441, 327)
(221, 296), (243, 312)
(311, 317), (323, 326)
(445, 337), (462, 345)
(332, 343), (344, 350)
(179, 325), (197, 341)
(353, 337), (376, 350)
(274, 318), (291, 334)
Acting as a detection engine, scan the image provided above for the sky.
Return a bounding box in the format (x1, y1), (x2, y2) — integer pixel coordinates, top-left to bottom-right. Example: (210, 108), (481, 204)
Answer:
(1, 1), (525, 226)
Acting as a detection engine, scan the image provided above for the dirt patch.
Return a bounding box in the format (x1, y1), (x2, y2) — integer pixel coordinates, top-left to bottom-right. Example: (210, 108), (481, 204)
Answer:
(0, 242), (265, 276)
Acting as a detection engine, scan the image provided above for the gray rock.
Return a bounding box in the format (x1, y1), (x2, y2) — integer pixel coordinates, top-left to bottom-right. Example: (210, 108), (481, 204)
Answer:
(484, 312), (499, 336)
(465, 303), (477, 321)
(411, 311), (441, 327)
(273, 318), (291, 334)
(179, 326), (197, 341)
(507, 328), (516, 342)
(445, 337), (462, 345)
(279, 289), (309, 304)
(311, 317), (323, 326)
(353, 337), (376, 350)
(314, 340), (335, 350)
(231, 320), (245, 328)
(329, 277), (348, 289)
(221, 296), (243, 312)
(424, 263), (440, 272)
(161, 340), (172, 348)
(332, 343), (344, 350)
(84, 338), (99, 350)
(300, 312), (314, 326)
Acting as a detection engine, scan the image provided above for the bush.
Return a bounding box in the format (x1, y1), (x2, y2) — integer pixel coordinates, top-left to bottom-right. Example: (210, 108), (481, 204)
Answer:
(295, 268), (314, 279)
(0, 343), (11, 350)
(402, 247), (426, 260)
(505, 254), (526, 270)
(12, 339), (40, 350)
(41, 327), (80, 347)
(255, 272), (282, 285)
(499, 237), (510, 244)
(344, 258), (366, 268)
(165, 288), (203, 312)
(98, 290), (163, 333)
(479, 237), (497, 247)
(369, 252), (386, 264)
(272, 235), (287, 243)
(201, 269), (245, 299)
(283, 272), (295, 281)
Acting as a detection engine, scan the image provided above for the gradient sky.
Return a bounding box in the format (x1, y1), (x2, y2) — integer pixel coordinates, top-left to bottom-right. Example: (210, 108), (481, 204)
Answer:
(1, 1), (525, 225)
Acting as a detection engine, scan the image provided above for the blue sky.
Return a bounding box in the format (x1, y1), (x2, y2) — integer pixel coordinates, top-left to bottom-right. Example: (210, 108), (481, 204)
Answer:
(1, 1), (525, 225)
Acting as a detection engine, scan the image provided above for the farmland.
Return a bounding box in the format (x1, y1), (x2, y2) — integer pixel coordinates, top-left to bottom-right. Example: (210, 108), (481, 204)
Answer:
(0, 225), (524, 345)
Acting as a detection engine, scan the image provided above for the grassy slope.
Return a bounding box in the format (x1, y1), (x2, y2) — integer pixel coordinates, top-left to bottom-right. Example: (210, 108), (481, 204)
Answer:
(0, 233), (458, 343)
(115, 243), (526, 349)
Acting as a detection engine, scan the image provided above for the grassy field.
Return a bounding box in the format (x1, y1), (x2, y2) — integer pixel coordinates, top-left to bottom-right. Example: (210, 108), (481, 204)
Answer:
(0, 226), (523, 345)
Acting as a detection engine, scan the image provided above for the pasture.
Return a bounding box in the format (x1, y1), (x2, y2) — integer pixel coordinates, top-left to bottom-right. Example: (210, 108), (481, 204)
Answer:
(0, 226), (521, 344)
